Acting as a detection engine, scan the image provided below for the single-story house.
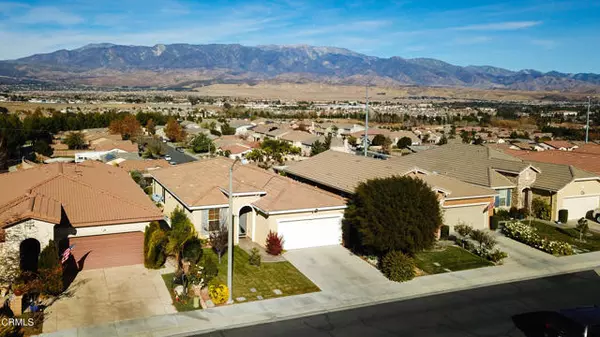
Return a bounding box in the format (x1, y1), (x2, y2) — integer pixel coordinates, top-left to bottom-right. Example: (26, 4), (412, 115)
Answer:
(227, 119), (255, 135)
(0, 162), (164, 273)
(398, 144), (600, 221)
(543, 140), (578, 151)
(279, 131), (323, 156)
(280, 151), (498, 231)
(151, 158), (347, 250)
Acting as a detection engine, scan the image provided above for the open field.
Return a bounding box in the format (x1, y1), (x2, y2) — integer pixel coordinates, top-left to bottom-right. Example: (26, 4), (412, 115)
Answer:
(193, 82), (595, 102)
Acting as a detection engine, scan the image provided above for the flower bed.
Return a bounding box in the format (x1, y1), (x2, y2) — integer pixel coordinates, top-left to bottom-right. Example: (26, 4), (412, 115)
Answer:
(502, 221), (573, 256)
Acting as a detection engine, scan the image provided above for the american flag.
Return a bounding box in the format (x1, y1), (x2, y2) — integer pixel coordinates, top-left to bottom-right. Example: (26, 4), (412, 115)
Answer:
(61, 245), (75, 264)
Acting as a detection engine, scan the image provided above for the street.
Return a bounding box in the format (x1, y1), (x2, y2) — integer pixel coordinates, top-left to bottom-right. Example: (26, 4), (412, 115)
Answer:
(164, 142), (197, 164)
(192, 270), (600, 337)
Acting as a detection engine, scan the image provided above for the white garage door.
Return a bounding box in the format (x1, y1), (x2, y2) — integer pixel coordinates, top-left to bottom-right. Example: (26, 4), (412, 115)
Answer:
(562, 196), (600, 220)
(277, 216), (342, 250)
(444, 204), (489, 230)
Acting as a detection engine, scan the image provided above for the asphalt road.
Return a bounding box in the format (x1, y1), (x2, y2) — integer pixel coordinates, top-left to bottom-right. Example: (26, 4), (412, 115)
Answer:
(193, 271), (600, 337)
(164, 142), (197, 164)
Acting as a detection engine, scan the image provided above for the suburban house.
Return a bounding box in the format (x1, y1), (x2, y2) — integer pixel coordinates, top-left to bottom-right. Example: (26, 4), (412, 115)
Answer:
(151, 158), (347, 250)
(0, 162), (164, 272)
(214, 135), (259, 159)
(398, 144), (600, 221)
(279, 131), (323, 156)
(227, 119), (255, 135)
(500, 147), (600, 176)
(543, 140), (579, 151)
(280, 151), (498, 231)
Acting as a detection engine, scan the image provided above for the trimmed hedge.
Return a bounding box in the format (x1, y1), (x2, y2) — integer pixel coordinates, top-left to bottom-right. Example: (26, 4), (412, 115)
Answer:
(144, 221), (168, 269)
(558, 209), (568, 224)
(379, 251), (416, 282)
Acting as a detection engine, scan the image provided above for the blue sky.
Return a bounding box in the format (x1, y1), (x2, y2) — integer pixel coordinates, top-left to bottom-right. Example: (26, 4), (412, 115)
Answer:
(0, 0), (599, 73)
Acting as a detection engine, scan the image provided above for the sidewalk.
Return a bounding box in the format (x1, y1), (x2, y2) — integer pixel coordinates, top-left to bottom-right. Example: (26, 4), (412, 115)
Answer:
(42, 242), (600, 337)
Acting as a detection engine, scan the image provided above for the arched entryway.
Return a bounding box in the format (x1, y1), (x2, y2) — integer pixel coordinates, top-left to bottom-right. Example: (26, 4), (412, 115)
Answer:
(238, 206), (253, 238)
(522, 188), (532, 211)
(20, 238), (41, 272)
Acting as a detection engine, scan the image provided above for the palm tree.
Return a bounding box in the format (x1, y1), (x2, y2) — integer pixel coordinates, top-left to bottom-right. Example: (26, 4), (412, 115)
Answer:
(165, 207), (196, 271)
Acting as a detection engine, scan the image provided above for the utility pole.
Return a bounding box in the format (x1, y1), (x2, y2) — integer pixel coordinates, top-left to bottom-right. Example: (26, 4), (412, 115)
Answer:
(586, 96), (591, 143)
(363, 85), (369, 156)
(227, 158), (239, 304)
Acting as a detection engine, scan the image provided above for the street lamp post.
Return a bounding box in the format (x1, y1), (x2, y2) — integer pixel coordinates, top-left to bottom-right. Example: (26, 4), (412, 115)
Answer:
(227, 157), (240, 304)
(586, 96), (591, 143)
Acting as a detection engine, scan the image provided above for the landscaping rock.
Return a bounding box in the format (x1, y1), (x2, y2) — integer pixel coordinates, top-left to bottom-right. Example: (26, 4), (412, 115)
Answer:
(433, 262), (441, 267)
(205, 299), (215, 308)
(236, 297), (246, 302)
(273, 289), (282, 295)
(250, 288), (257, 293)
(174, 285), (184, 296)
(444, 268), (452, 272)
(257, 295), (264, 300)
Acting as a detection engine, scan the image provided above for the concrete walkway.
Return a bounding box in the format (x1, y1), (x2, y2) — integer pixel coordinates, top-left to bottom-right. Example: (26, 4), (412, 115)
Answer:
(42, 242), (600, 337)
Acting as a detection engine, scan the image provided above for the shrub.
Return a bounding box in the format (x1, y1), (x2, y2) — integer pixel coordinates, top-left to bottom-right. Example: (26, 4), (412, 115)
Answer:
(531, 198), (551, 220)
(486, 249), (508, 264)
(440, 225), (450, 239)
(144, 222), (168, 269)
(379, 251), (415, 282)
(144, 186), (153, 195)
(200, 255), (218, 285)
(558, 209), (568, 223)
(469, 229), (497, 251)
(490, 216), (500, 230)
(38, 240), (60, 270)
(495, 209), (510, 220)
(208, 284), (229, 305)
(182, 237), (203, 264)
(39, 266), (63, 296)
(248, 247), (261, 266)
(265, 231), (284, 255)
(502, 221), (573, 256)
(454, 223), (473, 238)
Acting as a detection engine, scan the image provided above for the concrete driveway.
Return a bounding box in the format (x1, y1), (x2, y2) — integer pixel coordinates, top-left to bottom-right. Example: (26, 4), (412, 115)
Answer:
(43, 264), (176, 333)
(283, 245), (388, 292)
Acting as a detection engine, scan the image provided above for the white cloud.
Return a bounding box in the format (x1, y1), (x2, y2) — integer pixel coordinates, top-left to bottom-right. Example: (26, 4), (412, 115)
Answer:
(13, 6), (84, 25)
(453, 21), (542, 31)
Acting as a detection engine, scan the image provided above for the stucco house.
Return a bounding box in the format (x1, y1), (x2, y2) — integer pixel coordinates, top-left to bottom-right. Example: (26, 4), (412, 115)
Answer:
(0, 162), (164, 274)
(398, 144), (600, 221)
(151, 158), (347, 250)
(279, 131), (323, 156)
(280, 151), (498, 231)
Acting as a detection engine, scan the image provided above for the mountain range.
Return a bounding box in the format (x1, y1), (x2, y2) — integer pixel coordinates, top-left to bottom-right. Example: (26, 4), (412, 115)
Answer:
(1, 43), (599, 92)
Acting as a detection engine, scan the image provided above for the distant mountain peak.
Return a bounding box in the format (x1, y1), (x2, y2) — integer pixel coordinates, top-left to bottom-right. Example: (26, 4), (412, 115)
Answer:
(1, 42), (598, 91)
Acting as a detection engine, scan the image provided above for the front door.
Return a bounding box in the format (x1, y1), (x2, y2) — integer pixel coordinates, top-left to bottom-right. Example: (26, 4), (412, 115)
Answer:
(238, 212), (247, 238)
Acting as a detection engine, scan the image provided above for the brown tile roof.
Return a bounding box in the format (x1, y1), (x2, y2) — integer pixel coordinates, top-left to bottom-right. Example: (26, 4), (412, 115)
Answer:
(0, 161), (163, 228)
(279, 130), (320, 144)
(503, 149), (600, 176)
(117, 159), (171, 172)
(93, 138), (138, 152)
(151, 158), (346, 213)
(282, 151), (496, 199)
(543, 140), (576, 149)
(220, 144), (253, 155)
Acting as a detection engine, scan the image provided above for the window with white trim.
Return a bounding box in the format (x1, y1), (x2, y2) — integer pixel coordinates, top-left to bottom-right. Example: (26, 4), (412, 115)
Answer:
(208, 208), (221, 231)
(495, 189), (512, 207)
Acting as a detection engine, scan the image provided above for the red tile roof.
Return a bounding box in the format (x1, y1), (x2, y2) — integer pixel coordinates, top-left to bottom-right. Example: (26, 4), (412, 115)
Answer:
(504, 149), (600, 175)
(0, 162), (163, 228)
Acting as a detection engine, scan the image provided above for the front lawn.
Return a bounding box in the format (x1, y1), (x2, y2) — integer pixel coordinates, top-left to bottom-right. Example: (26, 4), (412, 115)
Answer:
(161, 273), (197, 312)
(530, 221), (600, 252)
(415, 246), (493, 275)
(208, 247), (319, 302)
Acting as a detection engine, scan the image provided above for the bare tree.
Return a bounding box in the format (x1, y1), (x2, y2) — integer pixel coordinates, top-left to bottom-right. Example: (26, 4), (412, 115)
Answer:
(209, 220), (229, 264)
(577, 218), (589, 242)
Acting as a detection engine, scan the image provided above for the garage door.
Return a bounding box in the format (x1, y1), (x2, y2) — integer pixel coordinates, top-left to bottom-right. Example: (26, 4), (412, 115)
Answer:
(69, 232), (144, 270)
(444, 205), (489, 230)
(562, 196), (600, 220)
(277, 216), (342, 249)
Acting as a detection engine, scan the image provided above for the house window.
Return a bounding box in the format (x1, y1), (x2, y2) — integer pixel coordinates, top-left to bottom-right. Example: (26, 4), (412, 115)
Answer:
(208, 208), (221, 231)
(495, 189), (512, 207)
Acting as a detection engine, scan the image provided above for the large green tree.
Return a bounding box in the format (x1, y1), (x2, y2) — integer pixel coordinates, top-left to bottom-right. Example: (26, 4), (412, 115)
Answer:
(189, 133), (215, 153)
(246, 138), (301, 168)
(396, 137), (412, 149)
(64, 131), (87, 149)
(343, 176), (442, 256)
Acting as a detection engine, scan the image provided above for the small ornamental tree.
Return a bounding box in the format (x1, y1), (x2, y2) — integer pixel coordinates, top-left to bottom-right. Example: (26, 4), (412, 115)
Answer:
(265, 231), (284, 255)
(209, 222), (229, 264)
(469, 229), (497, 251)
(343, 176), (442, 256)
(396, 137), (412, 149)
(165, 118), (186, 142)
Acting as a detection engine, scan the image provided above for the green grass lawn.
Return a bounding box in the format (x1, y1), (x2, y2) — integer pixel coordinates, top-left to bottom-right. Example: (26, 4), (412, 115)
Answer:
(415, 246), (493, 275)
(530, 220), (600, 252)
(161, 273), (198, 312)
(208, 247), (319, 302)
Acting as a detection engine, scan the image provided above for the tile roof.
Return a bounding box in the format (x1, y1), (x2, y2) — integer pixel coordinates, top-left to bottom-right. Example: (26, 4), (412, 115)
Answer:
(151, 157), (346, 212)
(0, 161), (163, 228)
(282, 151), (496, 199)
(116, 159), (171, 172)
(543, 140), (576, 149)
(279, 131), (322, 144)
(502, 149), (600, 176)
